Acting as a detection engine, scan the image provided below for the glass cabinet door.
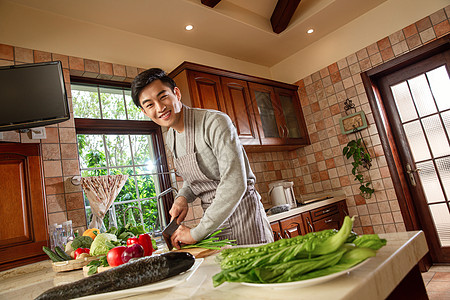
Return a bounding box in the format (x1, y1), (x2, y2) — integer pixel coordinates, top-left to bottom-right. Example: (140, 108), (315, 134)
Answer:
(278, 92), (301, 138)
(253, 89), (280, 138)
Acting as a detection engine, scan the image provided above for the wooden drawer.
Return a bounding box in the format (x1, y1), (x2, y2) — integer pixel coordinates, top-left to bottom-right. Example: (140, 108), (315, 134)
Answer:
(310, 203), (340, 222)
(279, 215), (304, 238)
(313, 212), (341, 231)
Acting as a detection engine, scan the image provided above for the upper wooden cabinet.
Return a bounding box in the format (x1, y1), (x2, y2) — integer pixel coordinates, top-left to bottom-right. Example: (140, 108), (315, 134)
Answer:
(169, 62), (310, 151)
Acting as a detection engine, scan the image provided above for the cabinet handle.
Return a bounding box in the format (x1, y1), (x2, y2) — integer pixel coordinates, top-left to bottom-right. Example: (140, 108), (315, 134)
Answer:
(324, 218), (333, 223)
(280, 125), (286, 138)
(306, 217), (313, 232)
(322, 209), (331, 214)
(277, 232), (283, 240)
(284, 230), (291, 238)
(284, 125), (290, 137)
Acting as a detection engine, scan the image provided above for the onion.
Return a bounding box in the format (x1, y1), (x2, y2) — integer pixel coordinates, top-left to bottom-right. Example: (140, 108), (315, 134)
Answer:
(121, 244), (145, 263)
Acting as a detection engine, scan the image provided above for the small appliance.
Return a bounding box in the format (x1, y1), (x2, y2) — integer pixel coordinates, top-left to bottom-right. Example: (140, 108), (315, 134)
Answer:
(268, 180), (297, 208)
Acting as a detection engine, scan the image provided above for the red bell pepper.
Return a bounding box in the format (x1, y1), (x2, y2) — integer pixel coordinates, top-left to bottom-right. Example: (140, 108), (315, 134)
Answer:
(126, 237), (139, 247)
(138, 233), (153, 256)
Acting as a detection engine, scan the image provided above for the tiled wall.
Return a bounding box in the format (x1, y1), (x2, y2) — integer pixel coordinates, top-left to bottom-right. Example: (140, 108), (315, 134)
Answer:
(0, 48), (145, 234)
(249, 6), (450, 235)
(1, 5), (449, 237)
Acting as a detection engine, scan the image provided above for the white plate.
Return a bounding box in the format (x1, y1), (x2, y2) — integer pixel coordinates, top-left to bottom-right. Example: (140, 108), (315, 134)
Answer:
(77, 258), (204, 299)
(241, 259), (370, 289)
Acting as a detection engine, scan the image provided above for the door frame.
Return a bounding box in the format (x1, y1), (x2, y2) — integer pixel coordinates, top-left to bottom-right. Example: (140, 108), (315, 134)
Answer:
(361, 34), (450, 267)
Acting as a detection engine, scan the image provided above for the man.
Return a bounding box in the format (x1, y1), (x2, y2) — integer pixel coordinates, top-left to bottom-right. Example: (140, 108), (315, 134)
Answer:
(131, 68), (273, 248)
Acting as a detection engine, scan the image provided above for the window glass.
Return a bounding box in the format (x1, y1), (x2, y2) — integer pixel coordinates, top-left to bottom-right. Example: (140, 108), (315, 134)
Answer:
(72, 82), (166, 232)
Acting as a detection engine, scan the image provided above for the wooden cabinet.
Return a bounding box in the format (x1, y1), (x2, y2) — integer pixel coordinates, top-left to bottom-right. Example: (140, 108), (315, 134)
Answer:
(220, 77), (260, 144)
(271, 221), (283, 241)
(271, 200), (348, 240)
(0, 143), (49, 271)
(169, 62), (310, 151)
(248, 83), (308, 146)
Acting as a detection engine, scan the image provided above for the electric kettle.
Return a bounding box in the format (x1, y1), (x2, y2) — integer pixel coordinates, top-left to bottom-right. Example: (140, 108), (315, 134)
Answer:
(268, 180), (297, 208)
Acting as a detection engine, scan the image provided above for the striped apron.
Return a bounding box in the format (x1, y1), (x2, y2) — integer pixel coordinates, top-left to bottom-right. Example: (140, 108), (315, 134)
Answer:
(173, 108), (273, 245)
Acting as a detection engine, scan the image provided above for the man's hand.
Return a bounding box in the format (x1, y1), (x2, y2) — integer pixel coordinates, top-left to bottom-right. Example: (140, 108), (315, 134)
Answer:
(171, 225), (196, 249)
(169, 196), (188, 224)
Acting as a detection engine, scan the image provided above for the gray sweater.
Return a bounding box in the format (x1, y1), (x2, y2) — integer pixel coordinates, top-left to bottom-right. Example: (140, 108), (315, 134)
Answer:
(166, 106), (259, 241)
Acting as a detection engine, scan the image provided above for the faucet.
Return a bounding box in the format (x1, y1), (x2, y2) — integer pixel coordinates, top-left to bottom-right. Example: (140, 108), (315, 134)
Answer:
(123, 206), (143, 225)
(156, 187), (178, 231)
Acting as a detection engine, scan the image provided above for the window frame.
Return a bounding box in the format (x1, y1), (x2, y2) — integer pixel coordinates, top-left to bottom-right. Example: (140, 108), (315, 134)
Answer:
(71, 76), (174, 227)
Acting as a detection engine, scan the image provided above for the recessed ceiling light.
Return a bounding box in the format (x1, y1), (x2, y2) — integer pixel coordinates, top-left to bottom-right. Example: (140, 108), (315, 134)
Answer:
(307, 28), (314, 34)
(185, 25), (194, 31)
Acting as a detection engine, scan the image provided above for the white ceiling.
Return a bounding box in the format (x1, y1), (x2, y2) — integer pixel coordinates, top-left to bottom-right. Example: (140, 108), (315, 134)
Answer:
(8, 0), (387, 67)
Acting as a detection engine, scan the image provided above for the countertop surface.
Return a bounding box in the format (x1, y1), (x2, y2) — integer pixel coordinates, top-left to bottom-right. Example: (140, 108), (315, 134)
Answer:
(0, 230), (428, 300)
(267, 191), (346, 223)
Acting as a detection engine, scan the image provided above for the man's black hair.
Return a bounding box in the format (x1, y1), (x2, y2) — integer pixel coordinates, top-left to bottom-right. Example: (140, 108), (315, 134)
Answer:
(131, 68), (177, 108)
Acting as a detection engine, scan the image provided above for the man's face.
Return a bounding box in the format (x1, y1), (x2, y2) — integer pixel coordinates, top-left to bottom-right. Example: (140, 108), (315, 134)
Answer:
(139, 80), (184, 131)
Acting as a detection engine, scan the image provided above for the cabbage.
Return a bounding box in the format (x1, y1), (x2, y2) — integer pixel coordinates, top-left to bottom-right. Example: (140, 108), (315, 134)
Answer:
(89, 233), (117, 256)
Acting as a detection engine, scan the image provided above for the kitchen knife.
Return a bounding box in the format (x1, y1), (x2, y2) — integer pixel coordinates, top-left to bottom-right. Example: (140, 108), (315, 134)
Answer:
(162, 218), (180, 250)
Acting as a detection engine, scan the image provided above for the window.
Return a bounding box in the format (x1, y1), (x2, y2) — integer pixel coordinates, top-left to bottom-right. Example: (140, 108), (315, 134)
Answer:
(71, 77), (173, 232)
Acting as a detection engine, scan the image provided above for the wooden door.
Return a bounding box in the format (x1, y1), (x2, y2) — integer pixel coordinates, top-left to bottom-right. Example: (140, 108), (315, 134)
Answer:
(377, 49), (450, 263)
(248, 82), (285, 145)
(187, 71), (227, 112)
(220, 77), (260, 145)
(0, 143), (48, 271)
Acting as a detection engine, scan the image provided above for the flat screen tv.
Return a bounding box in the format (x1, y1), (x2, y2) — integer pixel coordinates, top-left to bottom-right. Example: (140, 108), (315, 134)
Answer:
(0, 61), (70, 132)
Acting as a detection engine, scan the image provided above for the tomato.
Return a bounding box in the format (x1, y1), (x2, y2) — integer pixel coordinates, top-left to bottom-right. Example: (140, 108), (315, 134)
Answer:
(138, 234), (153, 256)
(74, 248), (89, 259)
(126, 237), (139, 247)
(107, 246), (127, 267)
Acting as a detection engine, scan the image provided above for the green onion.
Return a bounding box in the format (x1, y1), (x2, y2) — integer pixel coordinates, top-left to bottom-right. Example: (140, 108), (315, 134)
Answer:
(181, 229), (236, 250)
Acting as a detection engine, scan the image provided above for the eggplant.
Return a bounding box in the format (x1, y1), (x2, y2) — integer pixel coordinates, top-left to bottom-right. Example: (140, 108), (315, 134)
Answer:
(35, 252), (195, 300)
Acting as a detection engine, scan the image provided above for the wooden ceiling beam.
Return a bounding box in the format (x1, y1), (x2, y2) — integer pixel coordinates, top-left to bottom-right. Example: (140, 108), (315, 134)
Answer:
(201, 0), (222, 8)
(270, 0), (301, 34)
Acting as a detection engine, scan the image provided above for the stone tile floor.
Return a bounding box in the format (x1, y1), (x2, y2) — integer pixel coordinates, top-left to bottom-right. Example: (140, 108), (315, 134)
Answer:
(421, 265), (450, 300)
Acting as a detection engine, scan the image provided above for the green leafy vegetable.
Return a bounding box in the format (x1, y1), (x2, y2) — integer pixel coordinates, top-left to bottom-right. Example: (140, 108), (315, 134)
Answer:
(87, 255), (109, 275)
(71, 236), (93, 250)
(212, 216), (386, 287)
(90, 233), (117, 256)
(353, 234), (387, 250)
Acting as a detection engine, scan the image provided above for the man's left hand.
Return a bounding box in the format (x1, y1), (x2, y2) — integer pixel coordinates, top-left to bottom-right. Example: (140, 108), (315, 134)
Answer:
(170, 225), (196, 249)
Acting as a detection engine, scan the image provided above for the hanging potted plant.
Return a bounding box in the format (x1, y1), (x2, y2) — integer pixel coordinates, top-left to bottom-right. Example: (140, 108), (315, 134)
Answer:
(343, 138), (375, 198)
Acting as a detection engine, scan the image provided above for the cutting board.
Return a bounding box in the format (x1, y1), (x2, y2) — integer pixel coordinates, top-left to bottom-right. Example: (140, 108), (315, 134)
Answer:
(52, 256), (99, 272)
(173, 247), (220, 258)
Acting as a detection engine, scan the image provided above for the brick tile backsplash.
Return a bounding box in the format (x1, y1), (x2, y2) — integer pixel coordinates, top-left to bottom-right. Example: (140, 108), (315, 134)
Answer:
(14, 47), (34, 63)
(34, 50), (52, 63)
(0, 44), (14, 60)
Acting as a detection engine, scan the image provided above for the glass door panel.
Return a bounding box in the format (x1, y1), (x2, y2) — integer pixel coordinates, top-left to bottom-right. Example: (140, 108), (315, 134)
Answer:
(279, 94), (301, 138)
(391, 64), (450, 248)
(254, 90), (279, 138)
(402, 121), (431, 162)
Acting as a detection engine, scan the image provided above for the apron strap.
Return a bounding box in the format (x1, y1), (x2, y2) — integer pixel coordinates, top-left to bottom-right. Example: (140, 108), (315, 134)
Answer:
(185, 107), (195, 154)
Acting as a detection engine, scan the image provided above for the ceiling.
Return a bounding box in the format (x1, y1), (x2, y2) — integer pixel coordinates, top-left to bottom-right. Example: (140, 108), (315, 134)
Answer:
(8, 0), (387, 67)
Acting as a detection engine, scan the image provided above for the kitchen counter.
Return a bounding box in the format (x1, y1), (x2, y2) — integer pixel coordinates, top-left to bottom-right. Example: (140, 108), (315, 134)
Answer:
(0, 230), (428, 300)
(267, 191), (346, 223)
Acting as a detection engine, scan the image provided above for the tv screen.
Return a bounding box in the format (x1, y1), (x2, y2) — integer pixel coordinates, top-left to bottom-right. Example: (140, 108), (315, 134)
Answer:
(0, 61), (70, 132)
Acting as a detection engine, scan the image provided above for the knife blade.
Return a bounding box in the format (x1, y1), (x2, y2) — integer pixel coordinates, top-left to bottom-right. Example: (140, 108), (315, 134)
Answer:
(162, 218), (180, 250)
